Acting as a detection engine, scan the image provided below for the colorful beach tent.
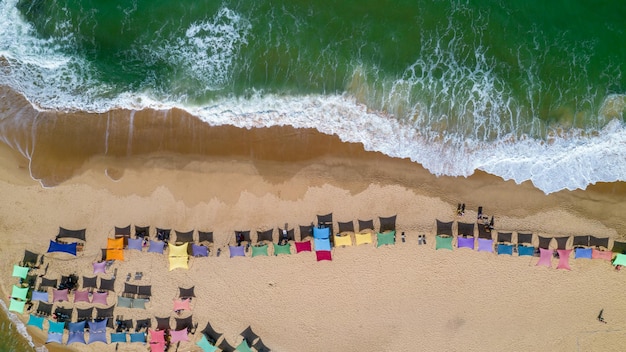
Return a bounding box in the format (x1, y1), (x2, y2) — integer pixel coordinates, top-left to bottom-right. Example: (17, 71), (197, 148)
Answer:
(46, 332), (63, 344)
(273, 243), (291, 255)
(74, 290), (90, 303)
(9, 298), (26, 313)
(377, 231), (395, 247)
(229, 246), (246, 258)
(313, 227), (330, 239)
(47, 240), (77, 256)
(87, 319), (108, 344)
(53, 288), (69, 302)
(436, 220), (453, 236)
(192, 244), (209, 257)
(57, 227), (86, 242)
(93, 261), (106, 274)
(435, 235), (453, 250)
(130, 332), (146, 343)
(169, 256), (189, 271)
(92, 291), (108, 305)
(67, 320), (86, 345)
(575, 247), (592, 259)
(518, 245), (535, 256)
(592, 249), (613, 260)
(355, 232), (373, 246)
(294, 241), (312, 253)
(477, 238), (494, 252)
(197, 334), (219, 352)
(106, 238), (125, 261)
(168, 243), (190, 270)
(457, 236), (475, 250)
(31, 290), (48, 303)
(27, 314), (44, 330)
(171, 329), (189, 343)
(497, 244), (513, 255)
(12, 265), (29, 279)
(111, 332), (127, 343)
(236, 339), (254, 352)
(334, 233), (352, 247)
(252, 244), (268, 257)
(613, 254), (626, 266)
(316, 250), (332, 261)
(11, 285), (29, 301)
(149, 329), (166, 344)
(536, 248), (553, 267)
(173, 298), (191, 312)
(314, 238), (331, 251)
(169, 243), (189, 257)
(148, 240), (165, 254)
(48, 320), (65, 334)
(128, 238), (143, 251)
(557, 249), (572, 270)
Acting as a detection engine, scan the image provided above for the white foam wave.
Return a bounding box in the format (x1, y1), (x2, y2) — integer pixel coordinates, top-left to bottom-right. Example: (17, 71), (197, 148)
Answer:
(0, 299), (39, 350)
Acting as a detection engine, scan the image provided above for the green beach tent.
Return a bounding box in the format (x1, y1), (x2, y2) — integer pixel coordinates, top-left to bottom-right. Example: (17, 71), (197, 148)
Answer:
(436, 235), (454, 250)
(12, 265), (29, 279)
(613, 253), (626, 266)
(376, 231), (396, 247)
(273, 243), (291, 256)
(196, 335), (218, 352)
(11, 285), (29, 301)
(236, 340), (254, 352)
(251, 244), (268, 257)
(9, 298), (26, 314)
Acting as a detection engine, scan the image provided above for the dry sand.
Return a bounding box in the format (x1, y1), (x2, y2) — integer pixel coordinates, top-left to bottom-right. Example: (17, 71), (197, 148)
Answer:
(1, 125), (626, 352)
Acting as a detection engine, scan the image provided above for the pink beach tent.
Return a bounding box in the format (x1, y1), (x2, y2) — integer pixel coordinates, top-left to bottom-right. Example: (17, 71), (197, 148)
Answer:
(92, 261), (106, 274)
(149, 329), (166, 344)
(536, 248), (553, 268)
(316, 250), (332, 262)
(173, 298), (191, 312)
(150, 342), (166, 352)
(92, 291), (108, 305)
(170, 329), (189, 343)
(295, 241), (312, 253)
(556, 249), (572, 270)
(53, 288), (69, 302)
(592, 248), (613, 261)
(73, 290), (90, 303)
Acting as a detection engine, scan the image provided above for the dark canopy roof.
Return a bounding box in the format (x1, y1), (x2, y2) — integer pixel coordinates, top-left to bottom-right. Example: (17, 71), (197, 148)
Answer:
(76, 307), (93, 322)
(497, 232), (512, 243)
(116, 318), (133, 331)
(256, 229), (274, 242)
(555, 236), (570, 250)
(136, 318), (151, 331)
(240, 325), (259, 345)
(358, 219), (374, 232)
(40, 277), (58, 289)
(436, 220), (453, 236)
(458, 222), (475, 237)
(155, 316), (171, 331)
(573, 235), (590, 247)
(57, 227), (86, 242)
(55, 306), (73, 323)
(175, 315), (193, 331)
(253, 338), (271, 352)
(590, 236), (609, 248)
(124, 283), (139, 296)
(99, 277), (115, 292)
(202, 321), (223, 345)
(198, 231), (214, 243)
(278, 227), (295, 241)
(82, 276), (97, 290)
(477, 225), (492, 239)
(218, 339), (236, 352)
(156, 228), (171, 241)
(299, 225), (313, 241)
(36, 301), (53, 317)
(175, 230), (194, 243)
(317, 213), (333, 227)
(538, 236), (552, 249)
(137, 285), (152, 297)
(612, 240), (626, 254)
(179, 286), (195, 298)
(21, 250), (40, 267)
(96, 306), (114, 319)
(338, 221), (354, 233)
(135, 226), (149, 238)
(115, 226), (131, 235)
(379, 215), (397, 232)
(235, 231), (251, 242)
(517, 233), (533, 245)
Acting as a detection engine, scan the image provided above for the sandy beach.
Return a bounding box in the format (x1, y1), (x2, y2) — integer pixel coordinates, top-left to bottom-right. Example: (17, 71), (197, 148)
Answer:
(1, 121), (626, 352)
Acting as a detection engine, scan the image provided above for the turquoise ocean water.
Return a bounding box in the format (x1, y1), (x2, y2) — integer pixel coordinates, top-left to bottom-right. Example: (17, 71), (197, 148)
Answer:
(0, 0), (625, 347)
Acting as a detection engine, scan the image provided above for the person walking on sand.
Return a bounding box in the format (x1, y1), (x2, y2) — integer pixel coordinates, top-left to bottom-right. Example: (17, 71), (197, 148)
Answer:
(598, 309), (607, 324)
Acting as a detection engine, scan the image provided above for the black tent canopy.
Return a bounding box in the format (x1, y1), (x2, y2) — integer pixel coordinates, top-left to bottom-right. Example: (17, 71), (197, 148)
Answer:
(175, 315), (193, 331)
(573, 235), (590, 247)
(40, 277), (58, 289)
(179, 286), (195, 299)
(155, 316), (171, 331)
(99, 277), (115, 292)
(82, 276), (97, 290)
(202, 321), (223, 345)
(517, 233), (533, 245)
(76, 307), (93, 322)
(240, 325), (260, 345)
(379, 215), (397, 233)
(175, 230), (194, 243)
(477, 225), (492, 240)
(57, 227), (86, 242)
(135, 226), (149, 238)
(218, 339), (236, 352)
(55, 306), (73, 323)
(538, 236), (552, 249)
(299, 225), (313, 241)
(256, 229), (274, 242)
(234, 231), (251, 243)
(137, 285), (152, 298)
(496, 232), (512, 243)
(21, 250), (40, 267)
(123, 283), (139, 297)
(36, 301), (53, 317)
(253, 337), (271, 352)
(317, 213), (333, 228)
(358, 219), (374, 232)
(278, 227), (295, 241)
(555, 236), (570, 250)
(115, 226), (131, 235)
(338, 221), (354, 233)
(458, 222), (475, 237)
(156, 228), (171, 242)
(436, 220), (453, 237)
(590, 236), (609, 248)
(135, 318), (151, 331)
(612, 241), (626, 254)
(198, 231), (214, 243)
(95, 305), (114, 319)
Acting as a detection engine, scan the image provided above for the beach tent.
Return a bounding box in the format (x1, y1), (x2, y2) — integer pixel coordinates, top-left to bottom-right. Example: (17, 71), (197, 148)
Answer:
(497, 244), (513, 255)
(252, 244), (269, 257)
(234, 231), (251, 243)
(317, 213), (333, 228)
(47, 240), (77, 256)
(379, 215), (397, 233)
(169, 243), (189, 257)
(155, 317), (170, 331)
(95, 305), (115, 320)
(31, 290), (48, 303)
(256, 229), (274, 243)
(518, 245), (535, 257)
(136, 318), (152, 331)
(130, 297), (147, 309)
(536, 248), (553, 267)
(27, 314), (44, 330)
(106, 237), (125, 261)
(49, 320), (65, 334)
(201, 321), (223, 345)
(299, 225), (313, 241)
(613, 254), (626, 266)
(338, 221), (355, 233)
(575, 247), (592, 259)
(497, 232), (512, 243)
(11, 285), (29, 301)
(138, 285), (152, 298)
(436, 235), (453, 250)
(278, 227), (295, 241)
(377, 231), (395, 247)
(179, 286), (195, 299)
(538, 236), (552, 249)
(175, 315), (193, 331)
(111, 332), (127, 343)
(156, 228), (171, 242)
(76, 307), (93, 322)
(67, 320), (87, 344)
(98, 277), (116, 292)
(53, 288), (69, 302)
(12, 265), (29, 279)
(197, 334), (219, 352)
(590, 236), (609, 249)
(436, 220), (453, 236)
(592, 248), (613, 260)
(135, 226), (150, 238)
(458, 222), (475, 237)
(116, 318), (133, 331)
(334, 233), (353, 247)
(314, 238), (331, 251)
(295, 241), (312, 253)
(273, 243), (291, 255)
(557, 249), (572, 270)
(175, 230), (194, 244)
(115, 225), (131, 248)
(40, 277), (58, 289)
(21, 250), (40, 268)
(457, 236), (475, 250)
(92, 291), (108, 305)
(149, 329), (166, 344)
(73, 290), (90, 303)
(236, 339), (254, 352)
(219, 339), (237, 352)
(169, 256), (189, 271)
(358, 219), (374, 232)
(612, 240), (626, 254)
(173, 298), (191, 312)
(55, 306), (73, 323)
(477, 225), (492, 240)
(9, 298), (26, 313)
(240, 326), (259, 345)
(46, 332), (63, 344)
(117, 296), (132, 308)
(130, 332), (147, 343)
(477, 238), (494, 252)
(93, 261), (106, 274)
(355, 232), (373, 246)
(198, 231), (214, 244)
(171, 329), (189, 343)
(313, 227), (330, 239)
(192, 244), (209, 257)
(229, 246), (246, 258)
(148, 240), (165, 254)
(57, 227), (86, 242)
(573, 235), (590, 247)
(87, 319), (108, 344)
(252, 338), (270, 352)
(517, 233), (533, 245)
(316, 250), (332, 262)
(555, 236), (570, 250)
(36, 302), (53, 317)
(81, 276), (97, 290)
(128, 238), (143, 251)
